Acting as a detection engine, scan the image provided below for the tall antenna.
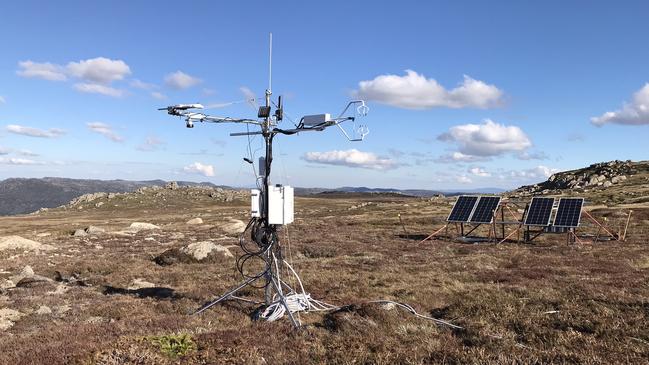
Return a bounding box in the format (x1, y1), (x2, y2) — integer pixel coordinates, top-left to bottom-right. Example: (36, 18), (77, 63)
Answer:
(159, 35), (369, 328)
(268, 32), (272, 93)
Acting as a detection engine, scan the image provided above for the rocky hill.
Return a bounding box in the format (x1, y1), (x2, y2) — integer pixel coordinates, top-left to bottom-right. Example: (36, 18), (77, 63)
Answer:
(512, 160), (649, 206)
(0, 177), (227, 216)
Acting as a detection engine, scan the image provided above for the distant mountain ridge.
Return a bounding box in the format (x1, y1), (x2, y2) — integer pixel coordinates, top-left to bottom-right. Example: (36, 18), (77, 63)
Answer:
(0, 177), (223, 216)
(0, 177), (507, 216)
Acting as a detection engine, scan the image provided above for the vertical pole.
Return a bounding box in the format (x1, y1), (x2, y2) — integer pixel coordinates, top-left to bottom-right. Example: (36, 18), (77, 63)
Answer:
(263, 32), (275, 306)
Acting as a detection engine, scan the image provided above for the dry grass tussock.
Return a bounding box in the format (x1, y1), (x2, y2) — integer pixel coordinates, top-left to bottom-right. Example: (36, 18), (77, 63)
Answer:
(0, 191), (647, 364)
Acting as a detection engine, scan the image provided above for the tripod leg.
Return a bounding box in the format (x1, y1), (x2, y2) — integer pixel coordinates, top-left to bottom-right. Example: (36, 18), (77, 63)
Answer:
(269, 276), (300, 328)
(193, 276), (259, 315)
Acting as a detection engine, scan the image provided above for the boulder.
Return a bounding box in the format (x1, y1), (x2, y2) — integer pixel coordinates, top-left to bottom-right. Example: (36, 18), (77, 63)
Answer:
(165, 181), (179, 190)
(0, 236), (54, 252)
(217, 219), (246, 235)
(73, 229), (88, 237)
(186, 218), (203, 225)
(85, 226), (105, 235)
(128, 278), (156, 290)
(181, 241), (233, 260)
(154, 241), (233, 266)
(127, 222), (161, 232)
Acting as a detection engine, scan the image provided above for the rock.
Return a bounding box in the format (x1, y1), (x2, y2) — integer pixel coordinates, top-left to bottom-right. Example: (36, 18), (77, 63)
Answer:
(155, 241), (233, 266)
(186, 217), (203, 225)
(95, 202), (104, 208)
(603, 181), (613, 188)
(127, 222), (161, 232)
(85, 226), (105, 235)
(35, 305), (52, 315)
(0, 308), (24, 331)
(165, 181), (179, 190)
(217, 219), (246, 235)
(68, 192), (107, 206)
(0, 236), (54, 252)
(181, 241), (233, 260)
(107, 193), (116, 199)
(36, 233), (51, 238)
(128, 278), (156, 290)
(73, 229), (88, 237)
(379, 302), (396, 311)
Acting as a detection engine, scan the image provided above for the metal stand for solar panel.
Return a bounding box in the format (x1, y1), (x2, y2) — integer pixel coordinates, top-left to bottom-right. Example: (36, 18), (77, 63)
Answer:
(158, 34), (369, 328)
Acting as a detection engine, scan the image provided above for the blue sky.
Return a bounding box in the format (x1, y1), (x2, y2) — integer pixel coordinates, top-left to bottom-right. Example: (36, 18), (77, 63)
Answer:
(0, 1), (648, 190)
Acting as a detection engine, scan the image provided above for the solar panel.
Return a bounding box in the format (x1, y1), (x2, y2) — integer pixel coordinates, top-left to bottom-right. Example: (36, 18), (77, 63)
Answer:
(553, 198), (584, 228)
(524, 197), (555, 226)
(447, 196), (479, 222)
(469, 196), (501, 223)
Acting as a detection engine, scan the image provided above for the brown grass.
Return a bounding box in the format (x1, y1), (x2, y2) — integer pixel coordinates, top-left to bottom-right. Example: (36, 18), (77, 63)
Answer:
(0, 192), (647, 364)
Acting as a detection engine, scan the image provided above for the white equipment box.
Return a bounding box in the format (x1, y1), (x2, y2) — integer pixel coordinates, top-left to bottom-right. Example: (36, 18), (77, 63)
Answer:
(251, 189), (261, 218)
(250, 185), (294, 225)
(268, 185), (294, 225)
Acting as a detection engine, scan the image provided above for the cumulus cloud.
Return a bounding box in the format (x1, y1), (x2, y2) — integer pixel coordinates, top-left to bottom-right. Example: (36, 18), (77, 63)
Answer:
(506, 165), (559, 179)
(469, 167), (491, 177)
(16, 61), (67, 81)
(164, 71), (202, 90)
(0, 157), (43, 165)
(86, 122), (124, 142)
(137, 136), (165, 152)
(354, 70), (504, 109)
(303, 149), (398, 170)
(591, 83), (649, 126)
(6, 124), (65, 138)
(151, 91), (167, 100)
(438, 119), (532, 157)
(183, 162), (215, 177)
(516, 151), (549, 161)
(74, 83), (126, 97)
(66, 57), (131, 84)
(456, 175), (473, 184)
(130, 79), (156, 90)
(435, 152), (491, 164)
(17, 57), (132, 98)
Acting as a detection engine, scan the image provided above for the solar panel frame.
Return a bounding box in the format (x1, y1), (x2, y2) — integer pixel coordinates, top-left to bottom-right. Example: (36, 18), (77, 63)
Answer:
(553, 198), (584, 228)
(524, 197), (555, 226)
(447, 196), (479, 223)
(469, 196), (501, 224)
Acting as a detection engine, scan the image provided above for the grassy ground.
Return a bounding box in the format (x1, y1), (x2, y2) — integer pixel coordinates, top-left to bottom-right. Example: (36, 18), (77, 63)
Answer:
(0, 191), (648, 364)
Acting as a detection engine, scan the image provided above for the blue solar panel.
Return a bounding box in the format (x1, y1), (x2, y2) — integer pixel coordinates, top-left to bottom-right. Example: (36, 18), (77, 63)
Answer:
(553, 198), (584, 228)
(447, 196), (479, 222)
(524, 197), (555, 226)
(469, 197), (501, 224)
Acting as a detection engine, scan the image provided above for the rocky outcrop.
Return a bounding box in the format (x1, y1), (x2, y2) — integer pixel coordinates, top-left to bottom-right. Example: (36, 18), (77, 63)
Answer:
(514, 160), (635, 196)
(154, 241), (233, 266)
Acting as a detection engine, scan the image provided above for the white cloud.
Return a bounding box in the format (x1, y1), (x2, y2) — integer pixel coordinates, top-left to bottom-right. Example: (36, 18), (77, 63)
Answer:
(66, 57), (131, 84)
(506, 165), (559, 180)
(303, 149), (398, 170)
(74, 83), (126, 97)
(435, 152), (491, 163)
(151, 91), (167, 100)
(456, 175), (473, 184)
(137, 136), (165, 151)
(516, 151), (549, 160)
(354, 70), (504, 109)
(469, 167), (491, 177)
(18, 149), (39, 157)
(591, 83), (649, 126)
(6, 124), (65, 138)
(164, 71), (202, 90)
(130, 79), (156, 90)
(0, 157), (43, 165)
(183, 162), (215, 177)
(0, 147), (9, 155)
(16, 61), (67, 81)
(86, 122), (124, 142)
(438, 119), (532, 157)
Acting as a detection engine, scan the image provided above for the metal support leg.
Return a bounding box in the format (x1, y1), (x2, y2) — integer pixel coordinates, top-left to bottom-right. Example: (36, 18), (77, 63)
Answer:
(193, 276), (260, 315)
